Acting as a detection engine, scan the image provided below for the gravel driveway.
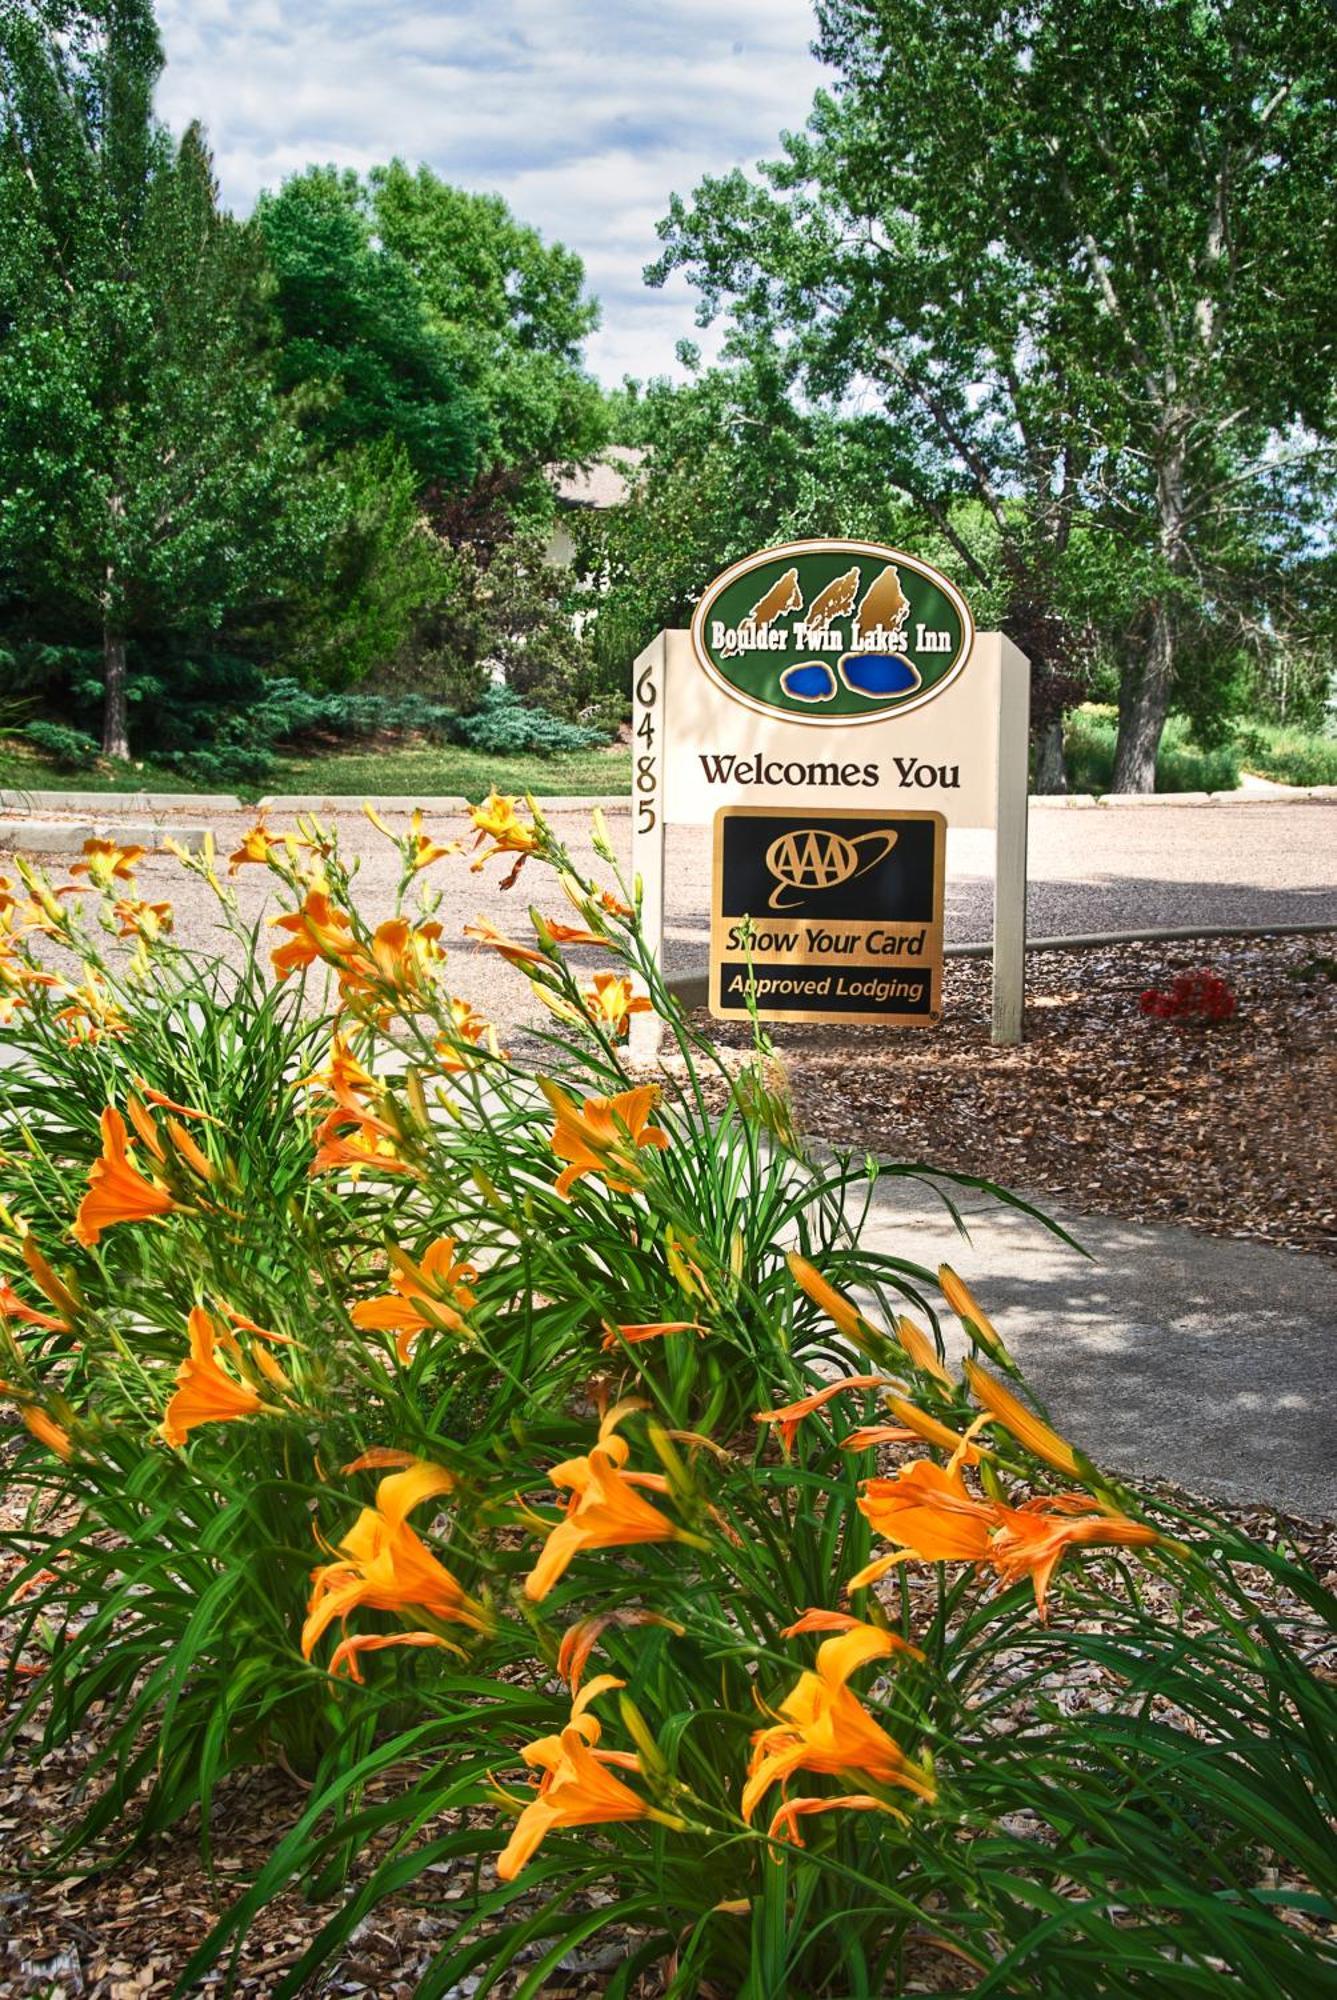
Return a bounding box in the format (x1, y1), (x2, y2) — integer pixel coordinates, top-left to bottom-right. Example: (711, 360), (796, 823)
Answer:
(6, 797), (1336, 1044)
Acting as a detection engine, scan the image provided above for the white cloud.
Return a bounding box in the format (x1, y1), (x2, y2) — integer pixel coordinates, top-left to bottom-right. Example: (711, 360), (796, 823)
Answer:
(154, 0), (828, 385)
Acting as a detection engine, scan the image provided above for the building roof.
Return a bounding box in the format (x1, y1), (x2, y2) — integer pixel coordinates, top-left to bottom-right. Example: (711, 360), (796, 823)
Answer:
(548, 445), (646, 510)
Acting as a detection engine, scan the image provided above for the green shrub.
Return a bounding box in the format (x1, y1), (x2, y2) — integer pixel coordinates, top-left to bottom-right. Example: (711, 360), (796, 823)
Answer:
(22, 719), (100, 770)
(451, 682), (603, 756)
(151, 678), (460, 782)
(1063, 706), (1240, 793)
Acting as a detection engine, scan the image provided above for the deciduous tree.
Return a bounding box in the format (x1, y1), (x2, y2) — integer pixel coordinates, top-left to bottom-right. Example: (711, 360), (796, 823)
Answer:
(651, 0), (1336, 788)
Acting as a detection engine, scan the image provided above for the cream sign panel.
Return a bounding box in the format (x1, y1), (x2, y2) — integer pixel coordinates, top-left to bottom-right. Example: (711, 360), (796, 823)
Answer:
(655, 626), (1005, 830)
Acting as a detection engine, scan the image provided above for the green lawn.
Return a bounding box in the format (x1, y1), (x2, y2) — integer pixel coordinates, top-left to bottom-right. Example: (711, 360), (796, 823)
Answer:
(1063, 704), (1337, 793)
(0, 734), (632, 802)
(1234, 719), (1337, 789)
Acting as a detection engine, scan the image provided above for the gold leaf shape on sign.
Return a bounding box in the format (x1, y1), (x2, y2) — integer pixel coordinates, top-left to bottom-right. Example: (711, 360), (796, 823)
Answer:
(748, 567), (804, 628)
(806, 566), (860, 628)
(855, 564), (909, 641)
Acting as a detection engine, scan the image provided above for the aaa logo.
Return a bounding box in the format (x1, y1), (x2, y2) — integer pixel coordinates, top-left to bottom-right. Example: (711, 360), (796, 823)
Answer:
(764, 826), (898, 910)
(691, 539), (974, 726)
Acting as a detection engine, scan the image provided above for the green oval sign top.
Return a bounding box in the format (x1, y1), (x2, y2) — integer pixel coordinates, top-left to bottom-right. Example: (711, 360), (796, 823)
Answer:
(690, 539), (974, 726)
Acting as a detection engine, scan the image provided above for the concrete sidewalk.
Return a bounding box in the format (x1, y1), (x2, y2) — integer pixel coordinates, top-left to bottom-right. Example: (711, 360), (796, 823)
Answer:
(860, 1178), (1336, 1519)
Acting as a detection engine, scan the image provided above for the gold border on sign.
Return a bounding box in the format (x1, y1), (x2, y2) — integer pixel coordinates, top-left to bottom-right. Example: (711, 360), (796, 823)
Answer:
(689, 539), (976, 729)
(709, 805), (947, 1027)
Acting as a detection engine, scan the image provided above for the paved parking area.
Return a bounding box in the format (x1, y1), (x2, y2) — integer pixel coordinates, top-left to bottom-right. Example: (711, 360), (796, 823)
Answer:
(660, 799), (1337, 976)
(5, 797), (1334, 1038)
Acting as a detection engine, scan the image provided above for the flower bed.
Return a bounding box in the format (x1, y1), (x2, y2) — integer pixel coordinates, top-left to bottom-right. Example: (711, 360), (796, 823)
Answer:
(1, 801), (1334, 1996)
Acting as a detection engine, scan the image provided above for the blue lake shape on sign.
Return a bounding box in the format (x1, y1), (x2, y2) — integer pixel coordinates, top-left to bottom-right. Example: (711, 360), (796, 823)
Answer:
(779, 661), (838, 703)
(839, 653), (922, 698)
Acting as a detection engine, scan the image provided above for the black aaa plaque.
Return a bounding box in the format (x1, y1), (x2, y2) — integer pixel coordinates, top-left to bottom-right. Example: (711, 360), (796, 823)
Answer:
(710, 806), (945, 1026)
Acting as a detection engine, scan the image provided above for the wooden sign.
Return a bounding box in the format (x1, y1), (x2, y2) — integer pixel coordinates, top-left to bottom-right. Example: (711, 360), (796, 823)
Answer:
(709, 806), (945, 1026)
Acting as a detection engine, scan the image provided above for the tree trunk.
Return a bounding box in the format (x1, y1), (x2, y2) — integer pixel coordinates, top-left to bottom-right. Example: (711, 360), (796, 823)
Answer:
(1112, 600), (1173, 792)
(1034, 717), (1068, 794)
(102, 624), (130, 761)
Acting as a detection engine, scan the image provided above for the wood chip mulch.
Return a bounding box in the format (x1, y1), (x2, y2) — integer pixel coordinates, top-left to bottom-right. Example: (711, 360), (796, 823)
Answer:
(3, 1481), (1333, 1998)
(693, 931), (1337, 1257)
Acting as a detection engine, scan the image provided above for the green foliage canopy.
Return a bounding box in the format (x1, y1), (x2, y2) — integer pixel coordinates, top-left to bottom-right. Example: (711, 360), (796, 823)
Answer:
(257, 167), (481, 488)
(370, 160), (606, 495)
(649, 0), (1337, 786)
(0, 0), (339, 756)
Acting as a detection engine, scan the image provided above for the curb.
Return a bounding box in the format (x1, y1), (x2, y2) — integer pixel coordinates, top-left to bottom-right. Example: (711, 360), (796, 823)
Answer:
(250, 793), (632, 814)
(0, 786), (1330, 819)
(1031, 785), (1337, 807)
(0, 819), (208, 854)
(0, 789), (244, 815)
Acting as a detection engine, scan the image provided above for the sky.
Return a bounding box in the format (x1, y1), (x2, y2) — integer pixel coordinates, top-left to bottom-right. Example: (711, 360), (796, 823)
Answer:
(154, 0), (829, 386)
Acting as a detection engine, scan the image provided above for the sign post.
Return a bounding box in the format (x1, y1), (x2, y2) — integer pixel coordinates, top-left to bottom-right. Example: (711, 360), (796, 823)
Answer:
(629, 540), (1030, 1049)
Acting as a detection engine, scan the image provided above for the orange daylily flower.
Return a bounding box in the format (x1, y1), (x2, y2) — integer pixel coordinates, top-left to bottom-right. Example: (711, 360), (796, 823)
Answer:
(294, 1033), (379, 1103)
(73, 1107), (176, 1246)
(365, 915), (445, 1003)
(600, 1319), (704, 1352)
(342, 1447), (421, 1475)
(962, 1359), (1084, 1480)
(540, 1079), (669, 1199)
(754, 1375), (887, 1454)
(350, 1237), (479, 1360)
(988, 1496), (1163, 1621)
(496, 1674), (650, 1882)
(269, 891), (362, 982)
(852, 1459), (997, 1587)
(539, 919), (610, 950)
(229, 822), (278, 871)
(524, 1402), (682, 1603)
(853, 1452), (1163, 1616)
(302, 1459), (488, 1660)
(434, 996), (501, 1072)
(70, 837), (146, 888)
(160, 1307), (266, 1447)
(310, 1122), (419, 1179)
(766, 1792), (903, 1847)
(742, 1617), (934, 1825)
(363, 804), (459, 874)
(0, 1278), (68, 1332)
(403, 809), (460, 873)
(464, 915), (548, 968)
(327, 1629), (458, 1682)
(578, 972), (651, 1038)
(465, 914), (609, 969)
(112, 897), (173, 941)
(308, 1061), (417, 1177)
(467, 791), (540, 887)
